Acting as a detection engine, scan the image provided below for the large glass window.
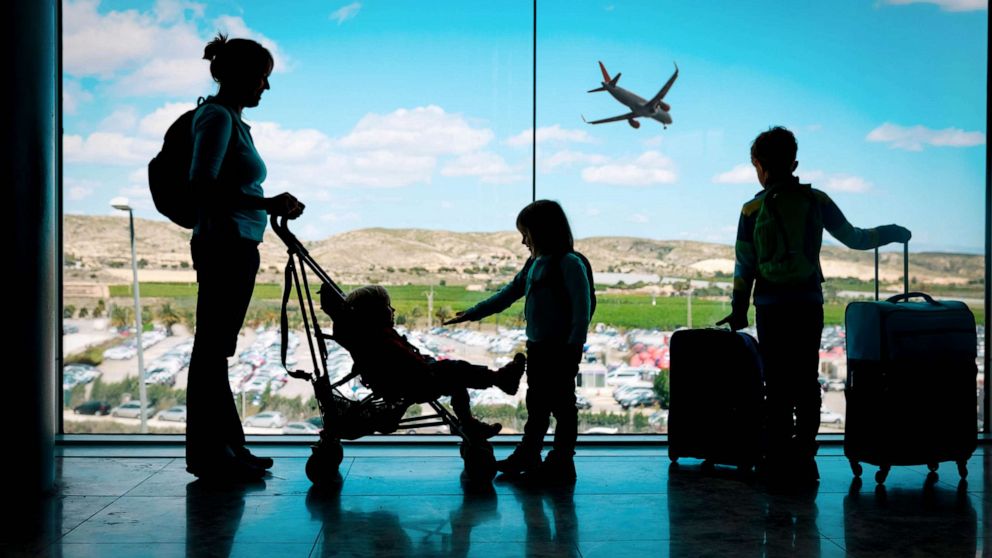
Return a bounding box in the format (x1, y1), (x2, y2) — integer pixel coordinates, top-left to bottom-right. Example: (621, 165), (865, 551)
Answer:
(62, 1), (986, 436)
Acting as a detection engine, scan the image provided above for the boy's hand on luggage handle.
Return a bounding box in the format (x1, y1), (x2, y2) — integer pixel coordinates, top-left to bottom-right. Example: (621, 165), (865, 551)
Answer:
(443, 311), (469, 326)
(266, 193), (305, 219)
(878, 224), (911, 244)
(716, 312), (748, 331)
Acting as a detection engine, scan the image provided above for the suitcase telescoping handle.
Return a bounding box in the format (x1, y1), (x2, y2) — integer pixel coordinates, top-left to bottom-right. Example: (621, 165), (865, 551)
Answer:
(874, 241), (910, 302)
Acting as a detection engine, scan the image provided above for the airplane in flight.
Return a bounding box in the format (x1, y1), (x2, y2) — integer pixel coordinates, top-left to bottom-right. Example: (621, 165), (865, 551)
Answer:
(582, 61), (679, 129)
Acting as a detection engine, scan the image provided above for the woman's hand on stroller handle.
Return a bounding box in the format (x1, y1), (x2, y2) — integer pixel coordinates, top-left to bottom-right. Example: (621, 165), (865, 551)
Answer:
(443, 311), (469, 326)
(266, 192), (305, 219)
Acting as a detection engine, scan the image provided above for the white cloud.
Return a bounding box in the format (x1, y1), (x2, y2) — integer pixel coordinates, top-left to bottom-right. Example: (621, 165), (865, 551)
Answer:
(800, 170), (873, 193)
(441, 152), (524, 184)
(64, 132), (160, 165)
(330, 2), (362, 24)
(64, 177), (98, 202)
(250, 121), (335, 163)
(867, 122), (986, 151)
(539, 150), (609, 172)
(99, 106), (139, 133)
(506, 125), (594, 147)
(628, 213), (649, 224)
(138, 102), (197, 138)
(884, 0), (987, 11)
(822, 175), (873, 193)
(63, 1), (287, 98)
(581, 151), (677, 186)
(116, 57), (213, 97)
(338, 105), (493, 155)
(712, 163), (757, 184)
(62, 80), (93, 115)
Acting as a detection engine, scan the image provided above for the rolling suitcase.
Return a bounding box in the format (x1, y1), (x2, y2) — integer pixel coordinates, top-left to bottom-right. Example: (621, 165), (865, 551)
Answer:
(668, 328), (764, 473)
(844, 243), (978, 484)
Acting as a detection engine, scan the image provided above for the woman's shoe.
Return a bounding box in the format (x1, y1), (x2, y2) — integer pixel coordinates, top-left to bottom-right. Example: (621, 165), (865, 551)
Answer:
(233, 446), (274, 470)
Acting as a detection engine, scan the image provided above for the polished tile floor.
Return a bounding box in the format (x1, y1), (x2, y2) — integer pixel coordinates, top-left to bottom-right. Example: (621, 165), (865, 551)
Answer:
(4, 444), (990, 557)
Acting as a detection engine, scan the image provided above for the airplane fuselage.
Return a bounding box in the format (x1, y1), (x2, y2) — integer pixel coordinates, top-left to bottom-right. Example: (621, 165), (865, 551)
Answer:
(607, 85), (673, 125)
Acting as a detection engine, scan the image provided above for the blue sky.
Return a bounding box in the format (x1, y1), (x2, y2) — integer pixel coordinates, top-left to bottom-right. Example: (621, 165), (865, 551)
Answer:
(63, 0), (987, 252)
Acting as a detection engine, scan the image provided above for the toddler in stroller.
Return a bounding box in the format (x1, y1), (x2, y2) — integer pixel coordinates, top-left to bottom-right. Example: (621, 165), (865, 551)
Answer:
(337, 285), (526, 440)
(270, 215), (525, 484)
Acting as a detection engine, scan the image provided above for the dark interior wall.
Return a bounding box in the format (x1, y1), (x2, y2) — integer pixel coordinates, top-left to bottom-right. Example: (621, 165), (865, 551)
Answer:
(4, 0), (58, 493)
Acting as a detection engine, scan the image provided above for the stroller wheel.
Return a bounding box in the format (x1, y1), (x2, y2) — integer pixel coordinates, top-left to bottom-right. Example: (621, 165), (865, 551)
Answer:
(460, 440), (497, 482)
(306, 440), (344, 485)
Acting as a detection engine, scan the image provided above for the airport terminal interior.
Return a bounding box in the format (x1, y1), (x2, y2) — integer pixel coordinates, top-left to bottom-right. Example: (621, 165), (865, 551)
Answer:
(7, 1), (990, 557)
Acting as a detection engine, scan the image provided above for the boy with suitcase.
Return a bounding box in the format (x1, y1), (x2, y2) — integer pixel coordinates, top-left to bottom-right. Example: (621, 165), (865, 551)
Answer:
(718, 126), (911, 485)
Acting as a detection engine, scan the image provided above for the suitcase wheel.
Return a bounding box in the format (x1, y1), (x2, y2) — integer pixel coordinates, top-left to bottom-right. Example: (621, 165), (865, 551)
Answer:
(849, 460), (862, 478)
(875, 465), (890, 484)
(957, 461), (968, 479)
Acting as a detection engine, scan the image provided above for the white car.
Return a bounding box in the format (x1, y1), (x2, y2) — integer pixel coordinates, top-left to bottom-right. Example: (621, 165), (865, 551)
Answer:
(156, 405), (187, 422)
(820, 408), (844, 425)
(244, 411), (287, 428)
(282, 421), (321, 435)
(111, 401), (155, 419)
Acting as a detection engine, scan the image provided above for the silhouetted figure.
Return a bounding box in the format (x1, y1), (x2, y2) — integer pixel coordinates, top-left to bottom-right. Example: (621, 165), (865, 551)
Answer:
(339, 285), (526, 439)
(506, 481), (580, 557)
(305, 479), (500, 556)
(447, 200), (591, 483)
(718, 126), (910, 486)
(185, 33), (305, 482)
(185, 478), (264, 557)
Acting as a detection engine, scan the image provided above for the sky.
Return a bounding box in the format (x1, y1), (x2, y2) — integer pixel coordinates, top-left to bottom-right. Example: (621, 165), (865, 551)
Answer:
(62, 0), (988, 252)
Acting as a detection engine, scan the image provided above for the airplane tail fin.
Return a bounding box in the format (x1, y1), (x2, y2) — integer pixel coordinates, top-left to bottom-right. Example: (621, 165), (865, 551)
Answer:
(589, 61), (620, 92)
(598, 61), (611, 82)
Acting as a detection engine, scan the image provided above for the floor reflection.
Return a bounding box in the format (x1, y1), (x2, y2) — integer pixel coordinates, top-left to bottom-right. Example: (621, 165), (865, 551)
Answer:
(185, 478), (266, 558)
(667, 465), (820, 557)
(842, 479), (977, 557)
(306, 473), (503, 557)
(502, 478), (579, 557)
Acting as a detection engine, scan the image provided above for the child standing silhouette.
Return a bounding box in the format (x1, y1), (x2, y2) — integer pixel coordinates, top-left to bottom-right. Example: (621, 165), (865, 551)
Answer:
(447, 200), (591, 484)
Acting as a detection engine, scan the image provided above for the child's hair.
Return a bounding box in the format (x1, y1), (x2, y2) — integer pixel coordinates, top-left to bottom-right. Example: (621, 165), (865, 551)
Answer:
(345, 285), (392, 328)
(750, 126), (797, 179)
(515, 200), (574, 256)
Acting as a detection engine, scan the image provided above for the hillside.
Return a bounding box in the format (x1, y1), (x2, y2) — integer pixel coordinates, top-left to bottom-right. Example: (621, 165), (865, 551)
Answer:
(62, 215), (985, 287)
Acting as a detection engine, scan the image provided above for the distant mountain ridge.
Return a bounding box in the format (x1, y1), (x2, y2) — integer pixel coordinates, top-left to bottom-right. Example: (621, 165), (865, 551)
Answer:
(62, 215), (985, 286)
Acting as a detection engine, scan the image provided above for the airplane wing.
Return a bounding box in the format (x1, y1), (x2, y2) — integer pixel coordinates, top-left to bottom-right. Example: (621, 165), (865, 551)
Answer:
(582, 112), (636, 125)
(647, 62), (679, 107)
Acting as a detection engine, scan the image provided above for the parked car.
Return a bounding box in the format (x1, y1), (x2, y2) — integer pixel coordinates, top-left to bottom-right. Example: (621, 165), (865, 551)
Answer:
(156, 405), (187, 422)
(282, 421), (321, 435)
(111, 400), (155, 419)
(73, 400), (111, 415)
(620, 391), (660, 409)
(820, 408), (844, 425)
(243, 411), (287, 428)
(575, 394), (592, 410)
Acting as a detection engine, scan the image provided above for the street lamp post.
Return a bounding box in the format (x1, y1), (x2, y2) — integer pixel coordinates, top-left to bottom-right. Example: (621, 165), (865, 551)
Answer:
(111, 197), (148, 434)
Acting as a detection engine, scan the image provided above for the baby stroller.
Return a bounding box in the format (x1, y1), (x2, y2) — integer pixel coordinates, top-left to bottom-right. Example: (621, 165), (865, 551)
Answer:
(269, 216), (499, 485)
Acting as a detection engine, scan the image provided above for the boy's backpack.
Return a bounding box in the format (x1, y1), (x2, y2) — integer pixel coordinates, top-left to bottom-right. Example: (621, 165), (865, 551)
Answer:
(753, 183), (823, 285)
(525, 251), (597, 318)
(147, 98), (234, 229)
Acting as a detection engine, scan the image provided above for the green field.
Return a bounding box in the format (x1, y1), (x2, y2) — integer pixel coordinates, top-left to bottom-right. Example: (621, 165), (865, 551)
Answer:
(107, 281), (984, 328)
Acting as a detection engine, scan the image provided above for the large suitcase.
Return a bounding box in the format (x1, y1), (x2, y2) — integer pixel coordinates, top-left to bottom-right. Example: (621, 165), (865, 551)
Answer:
(844, 243), (978, 484)
(668, 328), (764, 473)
